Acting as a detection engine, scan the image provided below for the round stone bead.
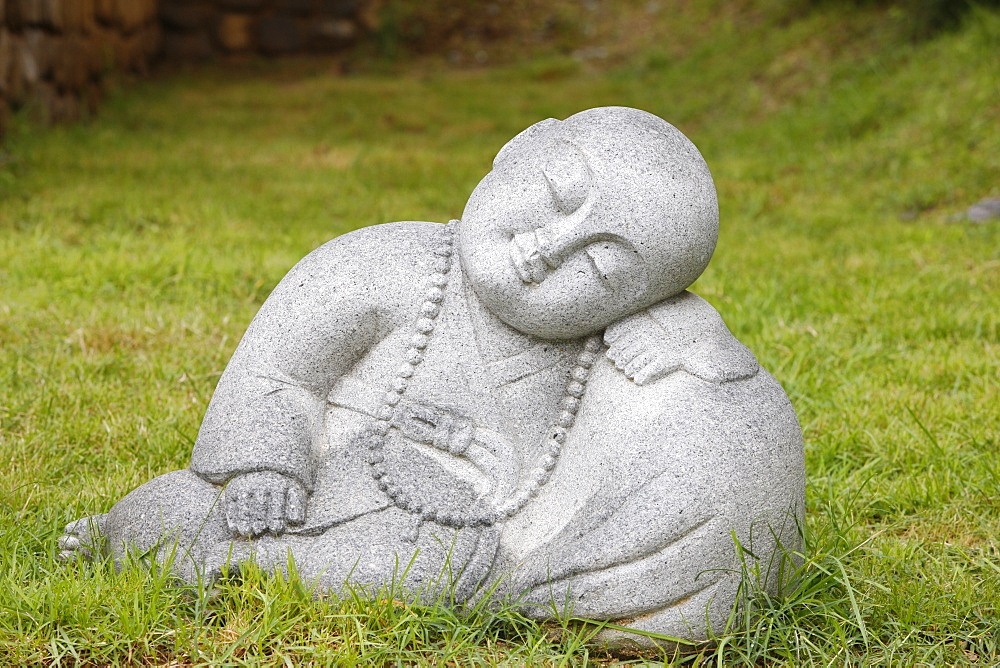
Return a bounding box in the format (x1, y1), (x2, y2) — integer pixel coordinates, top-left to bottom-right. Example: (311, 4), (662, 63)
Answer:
(531, 469), (550, 488)
(566, 381), (585, 398)
(551, 426), (567, 444)
(577, 351), (598, 368)
(541, 454), (557, 471)
(416, 318), (435, 334)
(426, 287), (445, 303)
(411, 334), (429, 349)
(498, 500), (519, 518)
(367, 452), (384, 465)
(372, 419), (391, 436)
(420, 302), (440, 318)
(429, 273), (448, 288)
(372, 464), (386, 479)
(512, 490), (532, 510)
(391, 377), (407, 392)
(561, 396), (580, 413)
(384, 391), (401, 407)
(406, 349), (424, 364)
(433, 258), (450, 273)
(376, 405), (394, 421)
(547, 441), (562, 457)
(398, 364), (414, 378)
(571, 366), (589, 382)
(558, 411), (575, 428)
(585, 337), (602, 354)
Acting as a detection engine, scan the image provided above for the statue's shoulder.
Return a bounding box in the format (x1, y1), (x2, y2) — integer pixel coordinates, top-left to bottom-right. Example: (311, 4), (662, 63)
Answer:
(604, 291), (759, 386)
(271, 221), (449, 305)
(304, 221), (448, 272)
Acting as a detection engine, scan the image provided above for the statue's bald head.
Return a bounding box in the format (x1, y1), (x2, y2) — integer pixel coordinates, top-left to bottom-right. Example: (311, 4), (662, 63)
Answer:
(461, 107), (720, 339)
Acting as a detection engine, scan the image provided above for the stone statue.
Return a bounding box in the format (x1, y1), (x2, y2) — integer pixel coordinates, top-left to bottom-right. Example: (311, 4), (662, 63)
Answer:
(60, 106), (805, 649)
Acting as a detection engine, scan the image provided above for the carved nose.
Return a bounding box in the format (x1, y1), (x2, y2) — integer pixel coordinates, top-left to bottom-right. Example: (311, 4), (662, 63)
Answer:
(533, 215), (593, 268)
(509, 199), (602, 284)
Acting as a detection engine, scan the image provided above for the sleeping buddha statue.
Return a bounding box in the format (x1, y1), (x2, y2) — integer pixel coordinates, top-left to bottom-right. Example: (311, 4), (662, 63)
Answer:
(59, 106), (805, 649)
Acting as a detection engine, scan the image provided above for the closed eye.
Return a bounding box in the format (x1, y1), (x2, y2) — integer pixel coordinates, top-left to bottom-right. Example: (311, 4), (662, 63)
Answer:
(543, 142), (591, 214)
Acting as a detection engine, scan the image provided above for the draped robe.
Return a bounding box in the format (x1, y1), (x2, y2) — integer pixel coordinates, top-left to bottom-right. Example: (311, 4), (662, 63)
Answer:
(99, 222), (803, 647)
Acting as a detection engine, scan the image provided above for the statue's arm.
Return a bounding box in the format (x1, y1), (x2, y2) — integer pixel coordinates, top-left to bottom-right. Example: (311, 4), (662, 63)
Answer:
(189, 237), (382, 490)
(189, 224), (432, 491)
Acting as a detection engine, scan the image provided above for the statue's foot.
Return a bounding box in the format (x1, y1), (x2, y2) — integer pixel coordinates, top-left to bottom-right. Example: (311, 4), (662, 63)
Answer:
(57, 514), (108, 561)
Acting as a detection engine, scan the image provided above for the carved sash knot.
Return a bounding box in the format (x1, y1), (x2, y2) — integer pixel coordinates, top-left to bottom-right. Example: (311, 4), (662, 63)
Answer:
(392, 402), (474, 456)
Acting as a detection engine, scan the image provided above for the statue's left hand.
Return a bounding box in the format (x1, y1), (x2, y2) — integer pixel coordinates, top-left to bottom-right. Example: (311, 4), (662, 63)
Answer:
(224, 471), (307, 538)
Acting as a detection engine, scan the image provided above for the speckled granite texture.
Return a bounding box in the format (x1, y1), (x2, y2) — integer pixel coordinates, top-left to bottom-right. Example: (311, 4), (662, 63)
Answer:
(60, 107), (805, 650)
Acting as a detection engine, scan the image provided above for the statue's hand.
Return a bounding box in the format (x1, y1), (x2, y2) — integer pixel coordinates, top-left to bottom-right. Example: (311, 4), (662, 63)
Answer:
(605, 312), (672, 386)
(224, 471), (307, 538)
(605, 292), (759, 386)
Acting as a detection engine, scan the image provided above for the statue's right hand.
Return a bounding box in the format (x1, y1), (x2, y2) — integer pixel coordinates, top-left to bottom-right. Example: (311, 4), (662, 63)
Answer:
(224, 471), (307, 538)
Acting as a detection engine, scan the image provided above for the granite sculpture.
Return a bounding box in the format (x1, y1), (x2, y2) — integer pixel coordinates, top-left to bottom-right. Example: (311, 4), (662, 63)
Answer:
(59, 106), (805, 649)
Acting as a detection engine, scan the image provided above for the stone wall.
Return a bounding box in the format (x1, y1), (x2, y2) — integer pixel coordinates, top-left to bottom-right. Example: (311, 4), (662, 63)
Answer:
(0, 0), (161, 133)
(159, 0), (367, 60)
(0, 0), (374, 137)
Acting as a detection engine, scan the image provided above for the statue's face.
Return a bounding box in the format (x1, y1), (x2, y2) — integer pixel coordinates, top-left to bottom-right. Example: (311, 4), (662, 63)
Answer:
(458, 107), (719, 340)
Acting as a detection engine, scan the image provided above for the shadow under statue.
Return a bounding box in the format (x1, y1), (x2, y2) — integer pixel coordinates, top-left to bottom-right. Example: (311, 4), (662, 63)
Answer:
(60, 106), (805, 651)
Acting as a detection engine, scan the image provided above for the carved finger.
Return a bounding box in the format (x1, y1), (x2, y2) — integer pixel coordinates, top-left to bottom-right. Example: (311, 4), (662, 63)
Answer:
(608, 342), (640, 370)
(225, 490), (241, 535)
(624, 350), (657, 379)
(609, 330), (644, 356)
(619, 335), (651, 363)
(604, 319), (639, 345)
(267, 487), (285, 534)
(237, 489), (254, 537)
(604, 340), (631, 366)
(230, 490), (244, 536)
(249, 490), (268, 537)
(633, 358), (669, 386)
(286, 484), (306, 525)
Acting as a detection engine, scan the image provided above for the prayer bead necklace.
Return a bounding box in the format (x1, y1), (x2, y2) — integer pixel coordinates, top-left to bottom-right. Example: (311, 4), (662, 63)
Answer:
(363, 219), (601, 528)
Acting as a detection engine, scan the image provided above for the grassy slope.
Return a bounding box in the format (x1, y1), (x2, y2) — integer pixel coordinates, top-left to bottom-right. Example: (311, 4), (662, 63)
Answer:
(1, 1), (998, 664)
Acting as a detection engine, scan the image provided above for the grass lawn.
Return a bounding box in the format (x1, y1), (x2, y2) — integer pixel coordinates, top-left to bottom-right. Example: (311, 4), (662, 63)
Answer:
(1, 1), (998, 664)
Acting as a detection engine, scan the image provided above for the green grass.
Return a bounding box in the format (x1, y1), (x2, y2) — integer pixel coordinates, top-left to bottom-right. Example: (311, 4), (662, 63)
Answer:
(1, 1), (999, 664)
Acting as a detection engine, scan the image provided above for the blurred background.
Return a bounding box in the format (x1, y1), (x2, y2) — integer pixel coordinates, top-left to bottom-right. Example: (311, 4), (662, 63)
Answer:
(0, 0), (997, 132)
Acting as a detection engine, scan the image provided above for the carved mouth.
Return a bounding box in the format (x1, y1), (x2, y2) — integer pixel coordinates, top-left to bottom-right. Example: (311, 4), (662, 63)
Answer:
(508, 232), (549, 285)
(509, 239), (534, 284)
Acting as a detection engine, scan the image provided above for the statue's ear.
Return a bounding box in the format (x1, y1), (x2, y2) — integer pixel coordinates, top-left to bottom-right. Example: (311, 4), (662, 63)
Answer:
(493, 118), (559, 169)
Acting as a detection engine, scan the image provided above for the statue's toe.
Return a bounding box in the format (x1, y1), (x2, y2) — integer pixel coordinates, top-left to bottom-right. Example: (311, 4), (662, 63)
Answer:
(57, 514), (107, 562)
(57, 549), (80, 562)
(57, 534), (80, 551)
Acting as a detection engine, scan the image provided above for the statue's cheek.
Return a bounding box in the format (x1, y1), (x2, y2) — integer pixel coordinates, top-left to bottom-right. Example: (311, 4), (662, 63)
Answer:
(585, 242), (649, 297)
